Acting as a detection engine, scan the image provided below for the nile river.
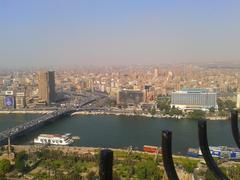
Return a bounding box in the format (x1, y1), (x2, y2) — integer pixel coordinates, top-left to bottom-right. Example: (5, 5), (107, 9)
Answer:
(0, 114), (236, 154)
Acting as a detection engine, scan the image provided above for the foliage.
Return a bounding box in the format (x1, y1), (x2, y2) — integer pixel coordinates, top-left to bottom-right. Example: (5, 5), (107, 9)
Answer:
(114, 163), (133, 178)
(148, 108), (156, 116)
(156, 96), (171, 112)
(174, 157), (199, 173)
(187, 110), (206, 120)
(135, 160), (162, 179)
(205, 169), (216, 180)
(225, 165), (240, 179)
(217, 98), (236, 112)
(35, 149), (97, 179)
(169, 106), (183, 116)
(0, 159), (11, 176)
(15, 151), (29, 173)
(209, 107), (215, 113)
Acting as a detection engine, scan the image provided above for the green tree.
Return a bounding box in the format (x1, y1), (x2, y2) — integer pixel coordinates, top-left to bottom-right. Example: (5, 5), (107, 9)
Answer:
(0, 159), (11, 176)
(169, 106), (183, 116)
(209, 107), (215, 113)
(15, 151), (29, 173)
(187, 110), (206, 120)
(135, 161), (162, 179)
(156, 96), (171, 112)
(225, 99), (236, 111)
(149, 108), (156, 116)
(174, 158), (198, 173)
(217, 98), (236, 112)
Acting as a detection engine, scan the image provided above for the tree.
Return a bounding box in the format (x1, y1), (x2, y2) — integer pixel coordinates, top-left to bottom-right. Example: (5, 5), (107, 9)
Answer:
(149, 108), (156, 116)
(169, 106), (183, 116)
(187, 110), (206, 120)
(156, 96), (171, 112)
(209, 107), (215, 113)
(0, 159), (11, 176)
(217, 98), (236, 112)
(225, 100), (236, 111)
(15, 151), (29, 173)
(135, 161), (162, 179)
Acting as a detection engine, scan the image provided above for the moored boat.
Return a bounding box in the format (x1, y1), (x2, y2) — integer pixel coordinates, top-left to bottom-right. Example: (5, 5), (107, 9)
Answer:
(34, 133), (74, 146)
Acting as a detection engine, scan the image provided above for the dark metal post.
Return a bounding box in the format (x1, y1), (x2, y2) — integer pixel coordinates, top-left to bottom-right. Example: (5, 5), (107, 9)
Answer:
(99, 149), (113, 180)
(198, 120), (229, 180)
(162, 130), (179, 180)
(230, 110), (240, 148)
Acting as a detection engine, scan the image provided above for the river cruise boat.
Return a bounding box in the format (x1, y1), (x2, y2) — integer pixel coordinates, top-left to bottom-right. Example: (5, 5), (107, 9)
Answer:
(187, 146), (240, 160)
(34, 133), (74, 146)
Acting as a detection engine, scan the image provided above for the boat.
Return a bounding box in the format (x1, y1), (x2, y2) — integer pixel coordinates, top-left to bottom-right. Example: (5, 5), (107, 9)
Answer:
(34, 133), (74, 146)
(187, 146), (240, 160)
(143, 145), (161, 154)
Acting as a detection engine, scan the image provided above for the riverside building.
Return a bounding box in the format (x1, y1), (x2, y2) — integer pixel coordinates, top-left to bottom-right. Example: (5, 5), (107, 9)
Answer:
(117, 89), (144, 107)
(38, 71), (56, 105)
(170, 89), (218, 111)
(16, 92), (26, 109)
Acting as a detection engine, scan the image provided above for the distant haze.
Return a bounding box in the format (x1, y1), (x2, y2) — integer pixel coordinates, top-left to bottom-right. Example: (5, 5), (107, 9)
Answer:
(0, 0), (240, 68)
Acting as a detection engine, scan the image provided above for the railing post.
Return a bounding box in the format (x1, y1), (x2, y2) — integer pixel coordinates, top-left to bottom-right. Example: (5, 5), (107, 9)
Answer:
(198, 120), (229, 180)
(230, 110), (240, 148)
(99, 149), (113, 180)
(162, 130), (179, 180)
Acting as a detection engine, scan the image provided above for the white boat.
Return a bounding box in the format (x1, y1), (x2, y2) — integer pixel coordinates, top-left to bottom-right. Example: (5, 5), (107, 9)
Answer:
(34, 133), (74, 145)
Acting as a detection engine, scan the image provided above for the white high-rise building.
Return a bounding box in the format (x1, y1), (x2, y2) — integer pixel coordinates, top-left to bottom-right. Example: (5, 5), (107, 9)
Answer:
(171, 88), (218, 111)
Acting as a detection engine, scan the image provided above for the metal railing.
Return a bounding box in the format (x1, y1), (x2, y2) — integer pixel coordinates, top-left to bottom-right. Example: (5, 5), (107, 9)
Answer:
(98, 110), (239, 180)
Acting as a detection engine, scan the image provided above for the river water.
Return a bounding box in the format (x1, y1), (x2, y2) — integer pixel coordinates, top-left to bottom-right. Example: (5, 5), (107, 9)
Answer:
(0, 114), (236, 154)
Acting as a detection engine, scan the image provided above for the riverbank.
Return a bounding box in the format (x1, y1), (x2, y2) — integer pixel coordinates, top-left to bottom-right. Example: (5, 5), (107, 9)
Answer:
(7, 144), (198, 160)
(0, 109), (228, 120)
(0, 110), (53, 114)
(71, 111), (228, 120)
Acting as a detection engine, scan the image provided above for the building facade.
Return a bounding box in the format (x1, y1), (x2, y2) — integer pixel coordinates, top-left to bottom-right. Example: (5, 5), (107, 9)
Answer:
(117, 89), (144, 107)
(237, 93), (240, 109)
(16, 92), (26, 109)
(143, 85), (155, 103)
(0, 95), (4, 109)
(171, 89), (218, 111)
(38, 71), (55, 105)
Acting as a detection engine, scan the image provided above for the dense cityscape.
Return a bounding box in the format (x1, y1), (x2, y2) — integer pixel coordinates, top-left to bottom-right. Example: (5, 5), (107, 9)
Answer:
(1, 0), (240, 179)
(0, 64), (239, 118)
(0, 63), (240, 179)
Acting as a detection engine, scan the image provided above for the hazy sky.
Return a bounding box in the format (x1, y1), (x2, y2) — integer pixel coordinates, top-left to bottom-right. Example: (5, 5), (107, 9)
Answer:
(0, 0), (240, 68)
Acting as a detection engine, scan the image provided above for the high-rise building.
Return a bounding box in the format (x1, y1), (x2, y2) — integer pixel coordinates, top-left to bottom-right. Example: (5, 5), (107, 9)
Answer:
(143, 85), (155, 103)
(171, 88), (218, 111)
(38, 71), (55, 105)
(16, 92), (26, 109)
(237, 93), (240, 109)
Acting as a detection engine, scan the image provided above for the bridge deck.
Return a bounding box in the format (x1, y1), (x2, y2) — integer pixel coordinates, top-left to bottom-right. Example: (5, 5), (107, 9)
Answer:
(0, 108), (74, 145)
(0, 93), (106, 145)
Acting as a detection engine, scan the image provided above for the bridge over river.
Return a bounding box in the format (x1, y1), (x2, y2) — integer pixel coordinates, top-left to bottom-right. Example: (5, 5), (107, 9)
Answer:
(0, 92), (108, 145)
(0, 108), (75, 145)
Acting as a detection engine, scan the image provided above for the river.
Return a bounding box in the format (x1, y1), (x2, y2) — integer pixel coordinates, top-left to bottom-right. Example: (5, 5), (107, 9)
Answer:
(0, 114), (236, 154)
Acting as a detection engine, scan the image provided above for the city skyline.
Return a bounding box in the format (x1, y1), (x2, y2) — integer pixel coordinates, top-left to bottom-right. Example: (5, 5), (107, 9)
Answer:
(1, 1), (240, 68)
